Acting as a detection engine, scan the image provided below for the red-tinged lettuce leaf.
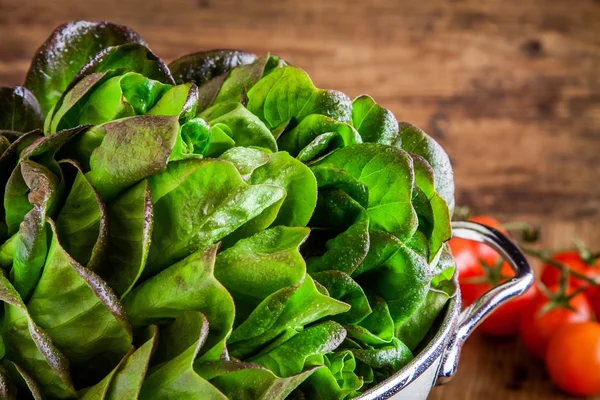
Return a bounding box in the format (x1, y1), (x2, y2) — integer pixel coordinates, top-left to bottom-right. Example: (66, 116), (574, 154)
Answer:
(0, 136), (9, 155)
(250, 321), (347, 377)
(395, 122), (455, 214)
(75, 43), (174, 86)
(22, 125), (90, 177)
(104, 180), (153, 298)
(10, 161), (59, 300)
(0, 272), (76, 398)
(196, 360), (318, 400)
(212, 53), (283, 105)
(78, 326), (157, 400)
(83, 115), (180, 200)
(247, 66), (352, 130)
(145, 159), (285, 275)
(25, 21), (146, 116)
(228, 276), (350, 359)
(0, 363), (15, 400)
(26, 220), (132, 386)
(139, 311), (228, 399)
(311, 271), (372, 325)
(351, 95), (398, 145)
(122, 245), (235, 361)
(313, 143), (418, 241)
(55, 160), (107, 271)
(1, 360), (44, 400)
(0, 132), (43, 230)
(278, 114), (362, 160)
(214, 226), (308, 322)
(0, 87), (44, 133)
(168, 50), (257, 86)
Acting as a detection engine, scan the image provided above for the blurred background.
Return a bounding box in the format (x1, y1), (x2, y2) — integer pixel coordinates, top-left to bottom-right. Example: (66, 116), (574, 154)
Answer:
(1, 0), (598, 398)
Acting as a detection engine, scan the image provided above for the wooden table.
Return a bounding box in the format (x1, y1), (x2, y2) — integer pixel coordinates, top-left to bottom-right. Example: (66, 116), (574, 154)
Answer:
(1, 0), (599, 398)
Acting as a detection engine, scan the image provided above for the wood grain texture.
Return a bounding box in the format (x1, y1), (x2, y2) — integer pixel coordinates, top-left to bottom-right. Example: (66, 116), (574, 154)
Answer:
(0, 0), (599, 398)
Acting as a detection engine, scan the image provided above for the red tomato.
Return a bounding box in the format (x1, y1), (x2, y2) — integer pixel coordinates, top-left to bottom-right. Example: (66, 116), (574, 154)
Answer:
(520, 285), (594, 360)
(461, 280), (536, 337)
(467, 216), (509, 268)
(545, 322), (600, 396)
(540, 251), (600, 319)
(450, 216), (524, 337)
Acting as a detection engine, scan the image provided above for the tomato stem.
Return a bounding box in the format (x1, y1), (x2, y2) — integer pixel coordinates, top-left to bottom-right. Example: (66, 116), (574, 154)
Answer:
(520, 246), (600, 288)
(502, 221), (540, 243)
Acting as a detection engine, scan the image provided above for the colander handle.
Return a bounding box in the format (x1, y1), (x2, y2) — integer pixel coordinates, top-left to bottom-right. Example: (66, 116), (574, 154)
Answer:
(436, 221), (534, 385)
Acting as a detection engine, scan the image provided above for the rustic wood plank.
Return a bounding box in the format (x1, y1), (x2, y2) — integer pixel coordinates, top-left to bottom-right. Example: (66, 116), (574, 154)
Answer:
(0, 0), (599, 398)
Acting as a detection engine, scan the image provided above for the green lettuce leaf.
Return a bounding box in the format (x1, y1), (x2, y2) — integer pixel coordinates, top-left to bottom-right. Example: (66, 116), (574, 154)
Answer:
(351, 95), (398, 145)
(251, 321), (347, 377)
(104, 180), (153, 298)
(247, 66), (352, 130)
(214, 226), (309, 319)
(395, 123), (455, 214)
(278, 114), (362, 161)
(199, 102), (277, 152)
(0, 271), (76, 398)
(313, 144), (418, 241)
(139, 312), (228, 399)
(228, 276), (350, 359)
(122, 245), (235, 361)
(145, 159), (285, 275)
(26, 220), (132, 384)
(196, 360), (317, 400)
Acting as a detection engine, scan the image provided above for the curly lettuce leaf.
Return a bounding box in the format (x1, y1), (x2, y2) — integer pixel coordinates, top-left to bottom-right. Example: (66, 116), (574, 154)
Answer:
(9, 161), (59, 300)
(278, 114), (362, 161)
(140, 312), (228, 399)
(395, 123), (455, 214)
(104, 180), (153, 298)
(0, 86), (44, 133)
(145, 159), (285, 275)
(313, 144), (418, 241)
(247, 66), (352, 130)
(228, 276), (350, 359)
(0, 272), (76, 398)
(251, 321), (347, 377)
(25, 21), (146, 116)
(199, 102), (277, 152)
(196, 360), (317, 400)
(215, 226), (309, 319)
(169, 50), (257, 86)
(26, 221), (132, 384)
(122, 245), (235, 361)
(354, 231), (431, 326)
(351, 95), (398, 145)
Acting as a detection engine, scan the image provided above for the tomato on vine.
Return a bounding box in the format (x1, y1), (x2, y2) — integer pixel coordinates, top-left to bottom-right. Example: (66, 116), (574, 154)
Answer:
(519, 284), (594, 360)
(545, 322), (600, 396)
